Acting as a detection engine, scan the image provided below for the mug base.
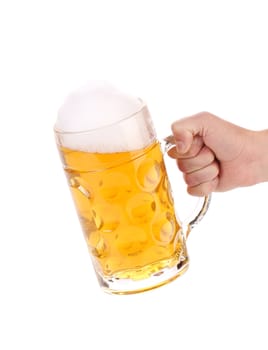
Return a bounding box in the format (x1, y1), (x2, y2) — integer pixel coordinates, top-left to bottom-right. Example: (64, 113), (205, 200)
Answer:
(97, 258), (189, 295)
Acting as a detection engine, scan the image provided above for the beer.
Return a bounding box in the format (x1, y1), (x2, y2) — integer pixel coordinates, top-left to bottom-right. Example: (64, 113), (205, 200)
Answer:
(53, 81), (213, 294)
(59, 140), (189, 283)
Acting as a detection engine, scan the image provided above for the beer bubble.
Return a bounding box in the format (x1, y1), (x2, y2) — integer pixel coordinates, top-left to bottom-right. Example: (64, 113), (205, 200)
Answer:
(55, 81), (155, 153)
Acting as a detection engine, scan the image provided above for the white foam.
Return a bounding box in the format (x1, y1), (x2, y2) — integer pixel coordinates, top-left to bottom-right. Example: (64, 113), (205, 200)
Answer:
(55, 81), (155, 152)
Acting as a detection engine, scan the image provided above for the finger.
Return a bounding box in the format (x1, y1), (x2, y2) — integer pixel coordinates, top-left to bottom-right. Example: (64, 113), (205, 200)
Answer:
(176, 146), (215, 173)
(171, 112), (214, 142)
(171, 112), (246, 161)
(171, 112), (211, 155)
(183, 161), (219, 187)
(168, 135), (204, 159)
(170, 127), (194, 154)
(187, 177), (219, 197)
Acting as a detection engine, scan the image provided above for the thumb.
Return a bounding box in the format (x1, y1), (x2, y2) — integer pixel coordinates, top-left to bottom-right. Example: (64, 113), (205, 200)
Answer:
(171, 121), (196, 155)
(171, 112), (243, 160)
(171, 112), (219, 154)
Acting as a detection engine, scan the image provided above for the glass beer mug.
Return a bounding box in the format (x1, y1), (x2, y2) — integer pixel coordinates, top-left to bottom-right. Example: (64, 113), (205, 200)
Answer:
(54, 82), (211, 295)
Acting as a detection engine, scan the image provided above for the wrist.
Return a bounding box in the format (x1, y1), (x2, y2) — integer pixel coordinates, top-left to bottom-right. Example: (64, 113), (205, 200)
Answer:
(253, 129), (268, 184)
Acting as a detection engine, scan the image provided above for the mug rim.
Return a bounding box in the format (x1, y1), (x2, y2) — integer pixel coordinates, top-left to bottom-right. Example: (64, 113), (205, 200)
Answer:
(54, 98), (146, 136)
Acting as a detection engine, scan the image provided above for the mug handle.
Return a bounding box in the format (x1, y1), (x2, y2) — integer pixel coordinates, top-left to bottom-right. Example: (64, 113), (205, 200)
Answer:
(164, 135), (212, 239)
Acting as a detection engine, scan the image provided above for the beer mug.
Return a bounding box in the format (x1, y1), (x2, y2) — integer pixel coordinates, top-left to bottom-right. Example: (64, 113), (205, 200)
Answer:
(54, 82), (211, 295)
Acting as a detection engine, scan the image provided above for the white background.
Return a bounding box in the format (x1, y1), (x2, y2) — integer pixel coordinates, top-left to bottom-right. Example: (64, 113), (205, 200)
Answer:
(1, 1), (268, 349)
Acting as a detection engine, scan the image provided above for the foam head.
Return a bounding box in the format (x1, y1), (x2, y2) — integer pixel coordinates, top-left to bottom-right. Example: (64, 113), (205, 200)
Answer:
(55, 81), (155, 152)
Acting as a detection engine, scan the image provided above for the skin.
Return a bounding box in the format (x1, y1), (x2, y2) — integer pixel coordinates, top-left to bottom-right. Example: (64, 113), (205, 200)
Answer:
(170, 112), (268, 196)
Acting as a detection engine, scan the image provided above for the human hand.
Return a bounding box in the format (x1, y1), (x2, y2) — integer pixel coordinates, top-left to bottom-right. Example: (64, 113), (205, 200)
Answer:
(170, 112), (267, 196)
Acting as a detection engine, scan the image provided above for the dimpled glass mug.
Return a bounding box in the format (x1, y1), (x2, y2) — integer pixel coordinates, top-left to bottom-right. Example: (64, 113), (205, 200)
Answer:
(54, 82), (211, 295)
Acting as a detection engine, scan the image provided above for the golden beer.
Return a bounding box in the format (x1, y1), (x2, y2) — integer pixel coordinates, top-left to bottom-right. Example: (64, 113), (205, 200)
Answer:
(59, 140), (189, 286)
(54, 83), (211, 294)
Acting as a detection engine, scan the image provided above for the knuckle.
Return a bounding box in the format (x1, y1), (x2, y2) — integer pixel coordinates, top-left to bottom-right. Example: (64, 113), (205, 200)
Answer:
(184, 172), (198, 186)
(177, 159), (189, 172)
(187, 177), (218, 197)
